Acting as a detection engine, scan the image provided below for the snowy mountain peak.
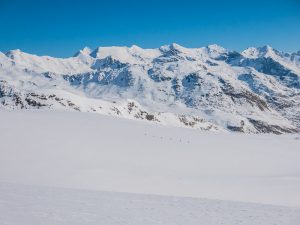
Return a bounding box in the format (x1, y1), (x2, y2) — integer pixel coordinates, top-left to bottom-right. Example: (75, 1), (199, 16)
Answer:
(1, 44), (300, 134)
(169, 43), (185, 51)
(89, 45), (160, 64)
(90, 46), (133, 59)
(241, 47), (259, 58)
(159, 43), (186, 53)
(73, 46), (92, 57)
(242, 45), (281, 59)
(206, 44), (227, 52)
(89, 47), (101, 58)
(5, 49), (23, 58)
(204, 44), (228, 59)
(258, 45), (281, 57)
(129, 44), (142, 51)
(258, 45), (273, 51)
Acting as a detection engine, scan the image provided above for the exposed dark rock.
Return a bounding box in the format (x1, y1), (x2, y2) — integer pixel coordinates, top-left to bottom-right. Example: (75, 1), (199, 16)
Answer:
(220, 78), (269, 111)
(148, 68), (172, 82)
(111, 107), (122, 115)
(182, 73), (201, 89)
(25, 98), (47, 108)
(145, 114), (155, 121)
(66, 100), (80, 111)
(227, 125), (244, 132)
(179, 116), (197, 127)
(248, 118), (299, 134)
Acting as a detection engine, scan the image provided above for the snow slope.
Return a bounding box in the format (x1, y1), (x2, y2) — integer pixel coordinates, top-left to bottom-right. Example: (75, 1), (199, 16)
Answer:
(0, 182), (299, 225)
(0, 110), (299, 207)
(1, 44), (300, 134)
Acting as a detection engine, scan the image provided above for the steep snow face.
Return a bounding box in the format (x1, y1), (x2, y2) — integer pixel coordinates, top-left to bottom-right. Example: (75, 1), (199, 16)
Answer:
(0, 44), (300, 133)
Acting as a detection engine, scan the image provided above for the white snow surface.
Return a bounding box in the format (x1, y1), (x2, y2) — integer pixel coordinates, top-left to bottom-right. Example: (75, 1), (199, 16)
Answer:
(0, 182), (299, 225)
(0, 110), (300, 207)
(1, 110), (300, 224)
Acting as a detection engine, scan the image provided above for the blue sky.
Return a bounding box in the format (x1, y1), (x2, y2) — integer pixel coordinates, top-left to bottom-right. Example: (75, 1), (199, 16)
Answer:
(0, 0), (299, 57)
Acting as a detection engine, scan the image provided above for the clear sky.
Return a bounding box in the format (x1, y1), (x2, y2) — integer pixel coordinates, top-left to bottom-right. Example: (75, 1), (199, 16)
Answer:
(0, 0), (299, 57)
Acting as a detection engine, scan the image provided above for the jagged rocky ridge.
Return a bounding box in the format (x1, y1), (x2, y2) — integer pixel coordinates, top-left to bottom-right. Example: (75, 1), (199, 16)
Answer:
(0, 44), (300, 134)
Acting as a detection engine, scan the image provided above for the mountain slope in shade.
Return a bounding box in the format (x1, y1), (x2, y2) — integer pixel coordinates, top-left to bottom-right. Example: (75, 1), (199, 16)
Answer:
(0, 44), (300, 134)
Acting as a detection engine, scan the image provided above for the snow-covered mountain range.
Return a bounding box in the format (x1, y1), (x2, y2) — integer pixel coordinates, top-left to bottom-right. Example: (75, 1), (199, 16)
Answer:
(1, 44), (300, 134)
